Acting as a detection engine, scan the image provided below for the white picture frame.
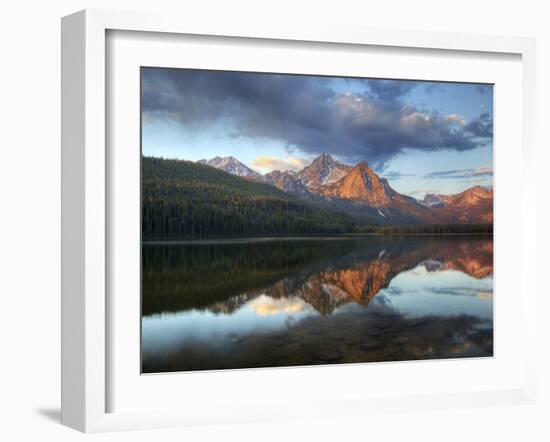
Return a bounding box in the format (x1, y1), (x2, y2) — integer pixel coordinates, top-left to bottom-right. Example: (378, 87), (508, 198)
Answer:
(61, 9), (537, 433)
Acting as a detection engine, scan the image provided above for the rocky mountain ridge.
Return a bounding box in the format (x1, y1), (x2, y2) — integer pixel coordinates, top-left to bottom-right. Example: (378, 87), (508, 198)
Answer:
(197, 154), (493, 225)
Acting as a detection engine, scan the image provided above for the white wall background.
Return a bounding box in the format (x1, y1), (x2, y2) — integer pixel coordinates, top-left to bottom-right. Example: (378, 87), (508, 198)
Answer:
(0, 1), (547, 440)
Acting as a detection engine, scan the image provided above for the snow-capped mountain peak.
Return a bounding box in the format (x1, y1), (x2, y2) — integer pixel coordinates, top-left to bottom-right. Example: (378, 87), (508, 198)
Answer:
(197, 156), (260, 178)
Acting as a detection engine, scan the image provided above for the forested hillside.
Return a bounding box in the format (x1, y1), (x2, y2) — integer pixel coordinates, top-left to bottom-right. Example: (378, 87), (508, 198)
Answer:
(142, 157), (364, 240)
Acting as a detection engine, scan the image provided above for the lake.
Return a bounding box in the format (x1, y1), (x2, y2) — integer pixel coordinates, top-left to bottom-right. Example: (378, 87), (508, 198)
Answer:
(141, 236), (493, 373)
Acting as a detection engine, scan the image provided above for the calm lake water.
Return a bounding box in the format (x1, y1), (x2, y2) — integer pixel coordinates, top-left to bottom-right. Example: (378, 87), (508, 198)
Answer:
(141, 236), (493, 373)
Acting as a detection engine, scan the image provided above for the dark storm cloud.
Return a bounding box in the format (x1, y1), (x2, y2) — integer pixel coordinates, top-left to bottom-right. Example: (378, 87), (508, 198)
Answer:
(366, 79), (417, 102)
(463, 112), (493, 138)
(142, 67), (334, 140)
(142, 68), (493, 168)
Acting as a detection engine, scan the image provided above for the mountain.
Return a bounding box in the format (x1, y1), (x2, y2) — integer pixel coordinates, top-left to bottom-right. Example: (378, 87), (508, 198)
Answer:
(261, 170), (308, 194)
(294, 158), (492, 225)
(197, 156), (261, 178)
(165, 153), (492, 227)
(318, 161), (397, 205)
(297, 153), (352, 189)
(445, 185), (493, 207)
(421, 193), (447, 208)
(421, 186), (493, 224)
(314, 161), (436, 224)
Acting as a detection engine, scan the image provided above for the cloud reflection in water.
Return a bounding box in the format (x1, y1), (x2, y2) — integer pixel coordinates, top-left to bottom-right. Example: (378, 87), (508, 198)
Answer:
(142, 237), (493, 372)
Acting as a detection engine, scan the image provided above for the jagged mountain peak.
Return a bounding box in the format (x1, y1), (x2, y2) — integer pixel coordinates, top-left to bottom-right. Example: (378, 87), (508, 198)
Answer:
(354, 160), (370, 170)
(415, 184), (493, 223)
(466, 185), (493, 196)
(451, 185), (493, 206)
(194, 153), (493, 225)
(262, 169), (307, 193)
(298, 153), (352, 189)
(421, 193), (446, 208)
(311, 153), (335, 164)
(421, 185), (492, 206)
(319, 160), (397, 206)
(198, 156), (260, 178)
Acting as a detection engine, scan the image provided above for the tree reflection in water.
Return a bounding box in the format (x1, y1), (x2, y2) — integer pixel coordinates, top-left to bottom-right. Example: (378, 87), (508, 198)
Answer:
(142, 236), (493, 372)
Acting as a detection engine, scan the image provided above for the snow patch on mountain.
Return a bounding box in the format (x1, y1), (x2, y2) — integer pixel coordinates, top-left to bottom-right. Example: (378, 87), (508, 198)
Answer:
(198, 156), (261, 178)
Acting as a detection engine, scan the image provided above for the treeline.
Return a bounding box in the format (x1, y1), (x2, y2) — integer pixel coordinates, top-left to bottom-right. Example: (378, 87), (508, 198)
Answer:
(141, 157), (493, 240)
(142, 157), (364, 240)
(142, 239), (358, 314)
(358, 223), (493, 235)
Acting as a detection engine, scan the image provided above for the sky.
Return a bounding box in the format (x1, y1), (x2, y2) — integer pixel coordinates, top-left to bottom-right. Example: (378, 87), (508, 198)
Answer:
(141, 67), (493, 198)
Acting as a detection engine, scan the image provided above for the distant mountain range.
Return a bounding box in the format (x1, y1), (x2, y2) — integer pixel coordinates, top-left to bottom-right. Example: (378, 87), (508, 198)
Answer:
(196, 154), (493, 225)
(419, 185), (493, 224)
(197, 156), (261, 178)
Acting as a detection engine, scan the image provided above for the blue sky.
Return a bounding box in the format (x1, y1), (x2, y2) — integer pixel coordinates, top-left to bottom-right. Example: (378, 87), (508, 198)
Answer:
(142, 68), (493, 198)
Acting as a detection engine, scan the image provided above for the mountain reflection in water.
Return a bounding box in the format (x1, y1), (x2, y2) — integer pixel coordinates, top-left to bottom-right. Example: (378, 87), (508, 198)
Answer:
(142, 237), (493, 373)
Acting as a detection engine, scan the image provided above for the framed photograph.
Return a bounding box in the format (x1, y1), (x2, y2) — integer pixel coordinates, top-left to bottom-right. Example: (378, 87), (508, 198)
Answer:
(61, 9), (538, 432)
(140, 67), (496, 374)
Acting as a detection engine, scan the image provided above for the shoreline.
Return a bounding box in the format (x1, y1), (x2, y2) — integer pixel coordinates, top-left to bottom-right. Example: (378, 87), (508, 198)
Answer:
(142, 232), (493, 245)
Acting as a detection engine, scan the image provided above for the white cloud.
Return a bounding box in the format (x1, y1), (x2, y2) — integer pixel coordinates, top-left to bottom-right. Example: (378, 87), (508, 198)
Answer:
(251, 155), (309, 173)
